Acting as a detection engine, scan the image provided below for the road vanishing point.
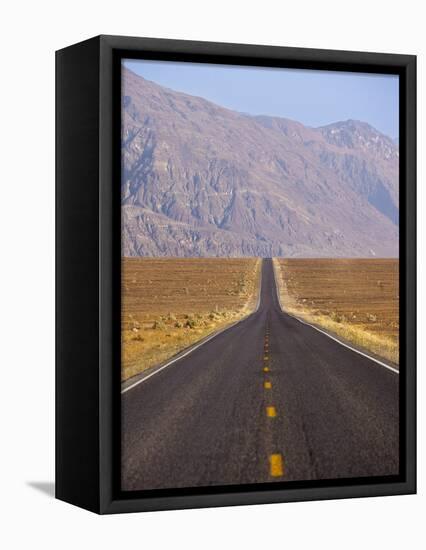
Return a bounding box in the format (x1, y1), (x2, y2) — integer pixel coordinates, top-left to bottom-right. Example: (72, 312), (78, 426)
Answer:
(121, 258), (399, 491)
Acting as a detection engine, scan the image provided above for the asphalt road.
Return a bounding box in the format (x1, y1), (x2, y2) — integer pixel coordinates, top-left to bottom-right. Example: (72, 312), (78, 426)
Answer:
(121, 258), (399, 491)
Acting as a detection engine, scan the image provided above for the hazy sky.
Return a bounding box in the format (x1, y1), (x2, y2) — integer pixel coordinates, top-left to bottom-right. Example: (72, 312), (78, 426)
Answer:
(124, 59), (399, 139)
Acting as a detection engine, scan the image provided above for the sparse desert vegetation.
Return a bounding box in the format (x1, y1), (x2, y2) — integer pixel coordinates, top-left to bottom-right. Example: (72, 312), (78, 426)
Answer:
(273, 258), (399, 364)
(122, 258), (261, 381)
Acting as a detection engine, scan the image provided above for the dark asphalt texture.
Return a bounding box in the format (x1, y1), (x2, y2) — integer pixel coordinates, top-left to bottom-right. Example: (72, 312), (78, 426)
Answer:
(121, 258), (399, 491)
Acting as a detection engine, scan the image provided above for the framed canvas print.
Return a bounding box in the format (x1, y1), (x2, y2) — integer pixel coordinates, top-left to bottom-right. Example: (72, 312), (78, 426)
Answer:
(56, 35), (416, 514)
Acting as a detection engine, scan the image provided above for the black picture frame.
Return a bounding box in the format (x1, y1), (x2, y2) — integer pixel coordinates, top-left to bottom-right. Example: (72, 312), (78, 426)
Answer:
(56, 35), (416, 514)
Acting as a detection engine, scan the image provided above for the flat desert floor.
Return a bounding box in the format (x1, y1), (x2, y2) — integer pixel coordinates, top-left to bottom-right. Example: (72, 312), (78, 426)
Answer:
(122, 257), (261, 381)
(273, 258), (399, 364)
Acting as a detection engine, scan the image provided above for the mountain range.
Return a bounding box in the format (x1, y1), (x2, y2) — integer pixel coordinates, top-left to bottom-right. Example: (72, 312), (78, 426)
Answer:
(122, 68), (399, 258)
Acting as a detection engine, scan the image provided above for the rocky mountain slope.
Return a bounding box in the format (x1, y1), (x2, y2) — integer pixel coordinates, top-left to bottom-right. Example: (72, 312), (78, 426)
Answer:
(122, 68), (399, 257)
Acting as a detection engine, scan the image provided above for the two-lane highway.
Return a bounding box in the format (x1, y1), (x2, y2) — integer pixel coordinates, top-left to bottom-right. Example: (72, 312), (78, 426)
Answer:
(121, 259), (399, 491)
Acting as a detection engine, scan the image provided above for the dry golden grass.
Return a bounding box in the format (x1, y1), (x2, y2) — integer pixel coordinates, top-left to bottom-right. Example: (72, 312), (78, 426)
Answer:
(122, 257), (261, 381)
(273, 258), (399, 364)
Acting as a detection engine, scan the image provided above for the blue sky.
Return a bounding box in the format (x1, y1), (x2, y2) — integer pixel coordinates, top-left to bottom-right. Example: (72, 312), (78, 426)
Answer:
(124, 59), (399, 139)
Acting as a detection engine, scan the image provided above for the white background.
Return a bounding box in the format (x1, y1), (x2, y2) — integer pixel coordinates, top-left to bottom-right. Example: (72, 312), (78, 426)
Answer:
(0, 0), (424, 548)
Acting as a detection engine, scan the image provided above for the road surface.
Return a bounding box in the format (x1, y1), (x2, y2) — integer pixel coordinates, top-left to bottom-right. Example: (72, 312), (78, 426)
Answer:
(122, 259), (399, 491)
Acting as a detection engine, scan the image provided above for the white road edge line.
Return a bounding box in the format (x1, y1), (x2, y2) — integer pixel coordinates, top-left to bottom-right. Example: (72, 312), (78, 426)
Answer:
(271, 259), (399, 376)
(122, 259), (264, 394)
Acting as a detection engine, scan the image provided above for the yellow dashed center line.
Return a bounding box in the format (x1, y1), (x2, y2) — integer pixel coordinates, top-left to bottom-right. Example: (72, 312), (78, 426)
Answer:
(266, 406), (277, 417)
(263, 329), (284, 478)
(269, 454), (284, 477)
